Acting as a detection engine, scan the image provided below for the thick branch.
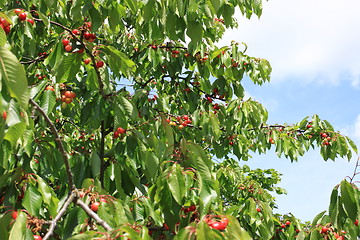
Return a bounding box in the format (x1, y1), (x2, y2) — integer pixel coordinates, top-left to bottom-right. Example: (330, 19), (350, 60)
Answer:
(43, 192), (76, 240)
(29, 98), (75, 189)
(76, 199), (113, 231)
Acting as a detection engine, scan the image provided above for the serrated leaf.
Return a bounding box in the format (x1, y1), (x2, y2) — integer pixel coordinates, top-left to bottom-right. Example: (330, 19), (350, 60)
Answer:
(0, 47), (29, 108)
(9, 211), (27, 240)
(90, 152), (101, 177)
(167, 164), (185, 205)
(22, 185), (43, 216)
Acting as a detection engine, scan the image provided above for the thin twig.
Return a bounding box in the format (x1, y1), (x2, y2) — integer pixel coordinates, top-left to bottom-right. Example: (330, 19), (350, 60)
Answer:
(76, 199), (113, 231)
(29, 98), (75, 189)
(43, 192), (76, 240)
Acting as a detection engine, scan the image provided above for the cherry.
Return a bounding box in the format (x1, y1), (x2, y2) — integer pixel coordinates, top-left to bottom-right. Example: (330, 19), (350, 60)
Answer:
(3, 26), (10, 34)
(307, 124), (312, 128)
(256, 208), (261, 212)
(33, 235), (42, 240)
(62, 39), (70, 46)
(84, 58), (91, 64)
(320, 226), (328, 234)
(1, 18), (10, 27)
(64, 91), (73, 98)
(321, 133), (328, 138)
(83, 32), (91, 40)
(12, 211), (18, 220)
(14, 9), (23, 14)
(113, 131), (119, 139)
(64, 45), (72, 52)
(18, 12), (27, 21)
(90, 202), (100, 212)
(295, 229), (300, 233)
(221, 217), (229, 226)
(96, 61), (104, 68)
(27, 19), (34, 25)
(285, 220), (291, 225)
(72, 29), (80, 35)
(151, 45), (157, 49)
(117, 127), (126, 134)
(209, 221), (227, 231)
(64, 98), (73, 104)
(355, 219), (359, 226)
(280, 224), (286, 228)
(2, 111), (7, 120)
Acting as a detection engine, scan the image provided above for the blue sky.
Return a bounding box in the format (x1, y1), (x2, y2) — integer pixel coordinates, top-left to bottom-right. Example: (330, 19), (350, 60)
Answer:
(218, 0), (360, 221)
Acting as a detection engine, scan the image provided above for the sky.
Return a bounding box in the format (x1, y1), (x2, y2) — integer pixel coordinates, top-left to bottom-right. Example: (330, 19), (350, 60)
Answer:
(218, 0), (360, 221)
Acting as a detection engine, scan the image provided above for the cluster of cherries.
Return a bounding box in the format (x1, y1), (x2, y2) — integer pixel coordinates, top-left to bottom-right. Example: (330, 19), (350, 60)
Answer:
(60, 90), (76, 104)
(166, 115), (192, 130)
(0, 17), (11, 34)
(113, 127), (126, 138)
(205, 215), (229, 231)
(14, 9), (34, 25)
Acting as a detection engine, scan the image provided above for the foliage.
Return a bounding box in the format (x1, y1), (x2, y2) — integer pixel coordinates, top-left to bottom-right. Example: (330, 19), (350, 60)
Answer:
(0, 0), (359, 239)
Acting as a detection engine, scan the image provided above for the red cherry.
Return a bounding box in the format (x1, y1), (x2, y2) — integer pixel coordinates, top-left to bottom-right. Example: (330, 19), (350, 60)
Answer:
(321, 226), (328, 234)
(280, 224), (286, 228)
(69, 92), (76, 98)
(45, 85), (55, 91)
(12, 211), (18, 220)
(89, 33), (96, 39)
(72, 29), (80, 35)
(3, 26), (10, 34)
(33, 235), (42, 240)
(2, 111), (7, 120)
(151, 45), (157, 49)
(113, 131), (119, 139)
(83, 32), (91, 40)
(27, 19), (34, 25)
(18, 12), (27, 21)
(182, 115), (189, 120)
(76, 48), (84, 53)
(295, 229), (300, 233)
(210, 221), (227, 231)
(14, 9), (23, 14)
(117, 127), (126, 134)
(1, 18), (10, 27)
(188, 205), (196, 212)
(84, 58), (91, 64)
(285, 220), (291, 225)
(62, 39), (69, 46)
(221, 217), (229, 226)
(64, 91), (73, 98)
(354, 219), (359, 226)
(90, 202), (100, 212)
(96, 61), (104, 68)
(256, 208), (261, 212)
(64, 45), (72, 52)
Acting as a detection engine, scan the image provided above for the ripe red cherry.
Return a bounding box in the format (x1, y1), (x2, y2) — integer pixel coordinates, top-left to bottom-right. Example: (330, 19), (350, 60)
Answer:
(256, 208), (261, 212)
(114, 131), (119, 139)
(285, 220), (291, 225)
(64, 45), (72, 52)
(12, 211), (18, 220)
(221, 217), (229, 225)
(69, 92), (76, 98)
(33, 235), (42, 240)
(62, 39), (69, 46)
(2, 111), (7, 120)
(210, 221), (227, 231)
(27, 19), (34, 25)
(96, 61), (104, 68)
(83, 32), (91, 40)
(117, 127), (126, 134)
(355, 219), (359, 226)
(280, 224), (286, 228)
(18, 12), (27, 21)
(1, 18), (10, 27)
(84, 58), (91, 64)
(72, 29), (80, 35)
(188, 205), (196, 212)
(321, 226), (328, 234)
(90, 202), (100, 212)
(3, 26), (10, 34)
(14, 9), (23, 14)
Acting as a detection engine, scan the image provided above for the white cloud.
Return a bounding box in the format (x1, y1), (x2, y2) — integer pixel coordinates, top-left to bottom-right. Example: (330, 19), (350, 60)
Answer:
(219, 0), (360, 85)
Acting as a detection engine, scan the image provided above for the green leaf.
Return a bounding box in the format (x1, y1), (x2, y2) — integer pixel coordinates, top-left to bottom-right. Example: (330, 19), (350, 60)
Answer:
(22, 185), (43, 216)
(340, 180), (358, 220)
(36, 175), (53, 205)
(90, 152), (101, 177)
(186, 21), (203, 43)
(0, 28), (6, 47)
(166, 164), (185, 205)
(9, 211), (27, 240)
(0, 47), (29, 108)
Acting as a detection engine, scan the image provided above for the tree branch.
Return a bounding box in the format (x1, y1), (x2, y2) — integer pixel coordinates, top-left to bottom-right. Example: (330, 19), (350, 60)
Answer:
(43, 192), (76, 240)
(29, 98), (75, 189)
(76, 199), (113, 231)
